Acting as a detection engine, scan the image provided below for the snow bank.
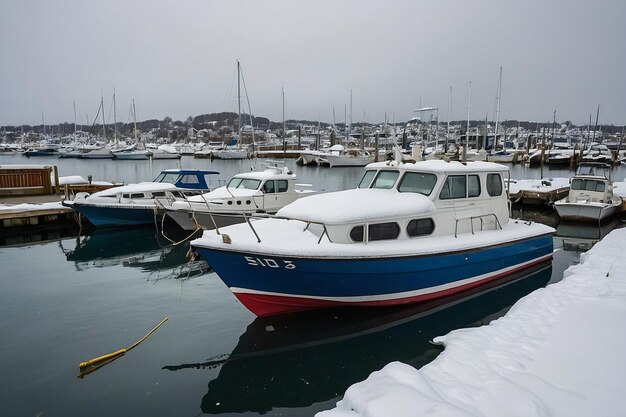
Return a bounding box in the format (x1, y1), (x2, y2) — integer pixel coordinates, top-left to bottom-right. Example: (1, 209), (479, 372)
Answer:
(318, 228), (626, 417)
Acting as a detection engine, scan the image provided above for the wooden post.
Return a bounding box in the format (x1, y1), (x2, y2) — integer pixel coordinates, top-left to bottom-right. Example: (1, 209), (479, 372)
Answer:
(374, 133), (379, 162)
(53, 166), (60, 194)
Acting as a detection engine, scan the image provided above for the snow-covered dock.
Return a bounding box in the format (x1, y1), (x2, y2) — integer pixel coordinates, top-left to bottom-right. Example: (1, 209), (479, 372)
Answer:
(319, 227), (626, 417)
(507, 177), (570, 205)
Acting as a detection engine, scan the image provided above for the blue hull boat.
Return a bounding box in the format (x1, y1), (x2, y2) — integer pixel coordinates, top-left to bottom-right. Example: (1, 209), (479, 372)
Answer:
(193, 227), (552, 316)
(192, 158), (555, 316)
(64, 169), (219, 227)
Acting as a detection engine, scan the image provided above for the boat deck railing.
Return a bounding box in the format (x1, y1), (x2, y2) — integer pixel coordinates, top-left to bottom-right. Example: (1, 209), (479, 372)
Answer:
(215, 211), (504, 245)
(454, 213), (502, 238)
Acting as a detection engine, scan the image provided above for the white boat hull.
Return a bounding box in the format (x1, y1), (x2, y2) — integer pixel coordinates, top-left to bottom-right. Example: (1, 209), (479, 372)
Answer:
(554, 201), (621, 222)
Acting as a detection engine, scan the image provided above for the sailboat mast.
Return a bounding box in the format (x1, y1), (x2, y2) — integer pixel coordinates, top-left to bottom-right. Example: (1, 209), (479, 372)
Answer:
(237, 60), (241, 138)
(466, 81), (471, 153)
(101, 96), (106, 141)
(282, 86), (286, 153)
(73, 101), (77, 134)
(593, 104), (600, 143)
(132, 99), (138, 142)
(113, 88), (117, 145)
(494, 67), (502, 150)
(447, 86), (452, 139)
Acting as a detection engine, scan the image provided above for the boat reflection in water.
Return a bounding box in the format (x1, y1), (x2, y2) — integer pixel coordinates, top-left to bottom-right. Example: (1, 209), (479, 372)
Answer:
(162, 263), (552, 414)
(556, 218), (621, 252)
(63, 226), (209, 279)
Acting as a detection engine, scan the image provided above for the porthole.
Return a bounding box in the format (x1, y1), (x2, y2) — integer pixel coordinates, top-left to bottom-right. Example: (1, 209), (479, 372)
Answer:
(368, 222), (400, 241)
(350, 225), (364, 242)
(407, 218), (435, 237)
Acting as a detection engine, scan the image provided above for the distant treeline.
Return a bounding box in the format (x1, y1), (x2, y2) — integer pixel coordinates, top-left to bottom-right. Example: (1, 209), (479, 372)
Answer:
(3, 112), (624, 136)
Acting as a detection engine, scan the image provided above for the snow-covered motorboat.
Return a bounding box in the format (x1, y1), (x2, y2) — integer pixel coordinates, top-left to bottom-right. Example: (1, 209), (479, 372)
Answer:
(321, 148), (372, 167)
(554, 162), (622, 222)
(164, 165), (314, 231)
(191, 158), (555, 316)
(63, 169), (219, 226)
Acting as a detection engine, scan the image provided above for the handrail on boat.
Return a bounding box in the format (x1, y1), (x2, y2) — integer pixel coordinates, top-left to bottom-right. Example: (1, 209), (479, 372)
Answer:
(233, 213), (333, 245)
(454, 212), (502, 238)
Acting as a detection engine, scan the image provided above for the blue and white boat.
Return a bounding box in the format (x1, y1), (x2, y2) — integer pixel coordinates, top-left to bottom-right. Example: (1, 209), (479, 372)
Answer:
(164, 165), (314, 231)
(191, 158), (554, 316)
(63, 169), (219, 227)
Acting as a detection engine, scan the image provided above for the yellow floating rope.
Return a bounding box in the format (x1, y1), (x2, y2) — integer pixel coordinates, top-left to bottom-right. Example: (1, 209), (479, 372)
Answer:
(77, 317), (169, 378)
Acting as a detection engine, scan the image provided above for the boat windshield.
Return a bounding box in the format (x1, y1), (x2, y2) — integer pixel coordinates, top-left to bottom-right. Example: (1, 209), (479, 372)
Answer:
(571, 179), (605, 192)
(358, 170), (376, 188)
(397, 172), (438, 196)
(227, 178), (261, 190)
(371, 171), (399, 189)
(154, 172), (181, 184)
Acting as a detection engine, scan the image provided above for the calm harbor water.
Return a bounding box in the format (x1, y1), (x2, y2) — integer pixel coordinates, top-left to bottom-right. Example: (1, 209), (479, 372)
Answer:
(0, 154), (624, 416)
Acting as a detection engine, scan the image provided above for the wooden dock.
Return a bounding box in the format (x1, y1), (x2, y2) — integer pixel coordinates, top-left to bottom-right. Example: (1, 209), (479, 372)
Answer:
(0, 194), (79, 229)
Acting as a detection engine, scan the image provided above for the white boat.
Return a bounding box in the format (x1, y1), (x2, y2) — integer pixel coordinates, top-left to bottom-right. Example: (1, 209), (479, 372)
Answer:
(191, 157), (554, 316)
(486, 150), (519, 163)
(63, 169), (219, 227)
(164, 165), (313, 231)
(112, 149), (150, 160)
(78, 147), (115, 159)
(321, 148), (372, 167)
(211, 147), (249, 160)
(554, 162), (622, 222)
(581, 144), (614, 164)
(149, 144), (182, 159)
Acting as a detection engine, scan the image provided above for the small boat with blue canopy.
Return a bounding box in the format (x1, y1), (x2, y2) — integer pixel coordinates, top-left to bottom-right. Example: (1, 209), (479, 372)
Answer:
(63, 169), (219, 227)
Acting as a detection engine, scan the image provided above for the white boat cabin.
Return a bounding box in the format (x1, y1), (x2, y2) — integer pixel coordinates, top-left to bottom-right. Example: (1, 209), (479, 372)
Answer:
(170, 166), (302, 214)
(276, 160), (510, 245)
(563, 163), (615, 204)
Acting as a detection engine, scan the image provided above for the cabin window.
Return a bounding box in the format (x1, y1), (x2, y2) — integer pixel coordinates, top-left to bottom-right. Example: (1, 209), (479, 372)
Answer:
(468, 175), (481, 197)
(178, 175), (199, 185)
(571, 179), (605, 192)
(368, 222), (401, 241)
(230, 179), (261, 190)
(397, 172), (437, 195)
(153, 172), (179, 183)
(276, 180), (288, 193)
(123, 193), (144, 199)
(371, 171), (399, 189)
(227, 178), (243, 188)
(152, 192), (167, 197)
(262, 180), (276, 193)
(487, 173), (503, 196)
(358, 170), (377, 188)
(350, 225), (364, 242)
(349, 223), (400, 242)
(407, 218), (435, 237)
(439, 175), (466, 199)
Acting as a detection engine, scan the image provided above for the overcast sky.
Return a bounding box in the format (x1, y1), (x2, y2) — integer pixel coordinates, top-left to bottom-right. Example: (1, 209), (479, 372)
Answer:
(1, 0), (624, 128)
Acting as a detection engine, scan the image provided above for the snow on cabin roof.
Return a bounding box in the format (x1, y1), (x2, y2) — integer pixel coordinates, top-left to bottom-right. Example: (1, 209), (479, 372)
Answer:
(186, 186), (259, 201)
(366, 159), (509, 173)
(90, 182), (178, 197)
(277, 188), (435, 224)
(234, 168), (294, 180)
